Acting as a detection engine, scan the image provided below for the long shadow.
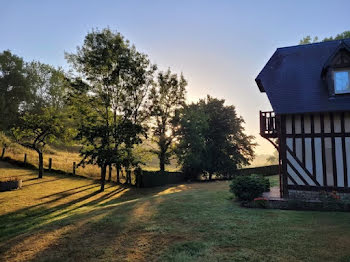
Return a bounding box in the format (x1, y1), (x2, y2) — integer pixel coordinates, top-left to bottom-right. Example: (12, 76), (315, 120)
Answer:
(24, 195), (168, 262)
(0, 183), (183, 261)
(48, 187), (129, 220)
(39, 184), (97, 199)
(0, 189), (102, 243)
(0, 183), (132, 241)
(23, 177), (66, 186)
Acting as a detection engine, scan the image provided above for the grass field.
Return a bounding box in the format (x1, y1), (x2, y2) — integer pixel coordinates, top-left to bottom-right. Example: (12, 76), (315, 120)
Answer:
(1, 162), (350, 262)
(1, 141), (179, 180)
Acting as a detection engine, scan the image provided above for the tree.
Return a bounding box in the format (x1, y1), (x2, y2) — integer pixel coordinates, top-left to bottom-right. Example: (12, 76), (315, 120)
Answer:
(148, 69), (187, 172)
(66, 28), (155, 191)
(0, 50), (34, 131)
(26, 61), (68, 111)
(12, 107), (67, 178)
(11, 62), (70, 178)
(176, 96), (255, 180)
(175, 103), (208, 178)
(299, 31), (350, 45)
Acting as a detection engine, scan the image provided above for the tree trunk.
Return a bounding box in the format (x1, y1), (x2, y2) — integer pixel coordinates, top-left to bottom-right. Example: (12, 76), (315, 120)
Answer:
(116, 165), (120, 184)
(159, 150), (165, 173)
(38, 152), (44, 179)
(108, 164), (112, 181)
(100, 164), (107, 192)
(126, 169), (131, 184)
(209, 173), (212, 181)
(1, 147), (5, 159)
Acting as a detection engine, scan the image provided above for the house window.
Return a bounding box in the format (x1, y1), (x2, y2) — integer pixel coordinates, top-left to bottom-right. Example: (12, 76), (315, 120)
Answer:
(334, 69), (350, 94)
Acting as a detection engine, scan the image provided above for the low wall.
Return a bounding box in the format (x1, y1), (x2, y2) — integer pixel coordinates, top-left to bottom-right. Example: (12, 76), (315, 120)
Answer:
(138, 171), (185, 188)
(233, 165), (279, 177)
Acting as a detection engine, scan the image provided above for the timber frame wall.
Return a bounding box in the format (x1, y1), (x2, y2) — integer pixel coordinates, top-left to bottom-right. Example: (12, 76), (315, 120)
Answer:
(279, 112), (350, 197)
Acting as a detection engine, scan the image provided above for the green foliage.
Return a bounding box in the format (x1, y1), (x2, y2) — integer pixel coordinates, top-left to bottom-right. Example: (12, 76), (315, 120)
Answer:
(176, 95), (255, 179)
(0, 50), (34, 131)
(0, 51), (69, 132)
(175, 103), (209, 178)
(148, 69), (187, 171)
(250, 174), (270, 192)
(0, 132), (12, 148)
(299, 30), (350, 45)
(229, 174), (270, 201)
(12, 107), (69, 178)
(66, 28), (156, 190)
(26, 61), (68, 111)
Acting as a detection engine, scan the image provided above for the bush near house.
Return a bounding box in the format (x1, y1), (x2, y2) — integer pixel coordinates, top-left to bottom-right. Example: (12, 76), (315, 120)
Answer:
(229, 174), (270, 201)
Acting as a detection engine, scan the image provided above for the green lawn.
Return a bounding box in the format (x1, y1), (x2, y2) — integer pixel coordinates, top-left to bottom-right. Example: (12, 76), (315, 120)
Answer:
(1, 162), (350, 262)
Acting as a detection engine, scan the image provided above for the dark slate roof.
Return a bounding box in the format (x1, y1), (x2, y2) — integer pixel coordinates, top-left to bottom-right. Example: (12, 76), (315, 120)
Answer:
(256, 39), (350, 114)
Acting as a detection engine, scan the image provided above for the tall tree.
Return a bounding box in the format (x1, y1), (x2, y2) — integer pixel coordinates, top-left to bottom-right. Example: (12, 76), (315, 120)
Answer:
(66, 28), (155, 191)
(11, 62), (70, 178)
(0, 50), (34, 131)
(176, 96), (255, 180)
(175, 103), (208, 178)
(148, 69), (187, 172)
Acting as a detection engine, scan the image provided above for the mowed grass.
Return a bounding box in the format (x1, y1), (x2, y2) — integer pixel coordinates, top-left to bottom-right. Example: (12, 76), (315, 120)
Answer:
(1, 163), (350, 262)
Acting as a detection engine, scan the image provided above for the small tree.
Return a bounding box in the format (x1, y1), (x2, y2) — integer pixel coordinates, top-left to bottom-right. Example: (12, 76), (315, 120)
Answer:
(12, 107), (67, 178)
(148, 69), (187, 172)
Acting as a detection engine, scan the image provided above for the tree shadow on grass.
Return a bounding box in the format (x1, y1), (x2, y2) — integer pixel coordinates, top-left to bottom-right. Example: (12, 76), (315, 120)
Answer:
(38, 184), (97, 199)
(27, 196), (170, 262)
(0, 182), (197, 262)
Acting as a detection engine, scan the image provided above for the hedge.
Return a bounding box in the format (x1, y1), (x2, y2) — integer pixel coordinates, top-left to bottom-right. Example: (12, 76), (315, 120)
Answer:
(233, 165), (279, 177)
(137, 171), (185, 188)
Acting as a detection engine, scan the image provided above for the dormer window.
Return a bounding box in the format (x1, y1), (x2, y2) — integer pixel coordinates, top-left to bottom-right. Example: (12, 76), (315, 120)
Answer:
(321, 41), (350, 97)
(334, 69), (350, 94)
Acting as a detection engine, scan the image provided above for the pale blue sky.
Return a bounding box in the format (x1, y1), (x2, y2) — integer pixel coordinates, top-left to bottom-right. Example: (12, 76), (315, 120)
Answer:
(1, 0), (350, 155)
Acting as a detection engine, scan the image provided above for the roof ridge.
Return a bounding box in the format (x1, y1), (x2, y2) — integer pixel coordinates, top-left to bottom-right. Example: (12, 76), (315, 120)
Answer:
(277, 38), (350, 50)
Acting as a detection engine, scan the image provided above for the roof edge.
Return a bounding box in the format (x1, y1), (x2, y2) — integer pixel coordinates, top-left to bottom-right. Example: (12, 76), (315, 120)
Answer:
(255, 77), (265, 92)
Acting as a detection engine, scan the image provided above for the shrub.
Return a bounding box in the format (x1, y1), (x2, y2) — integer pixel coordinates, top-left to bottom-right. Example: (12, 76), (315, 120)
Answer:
(229, 174), (270, 201)
(251, 174), (270, 192)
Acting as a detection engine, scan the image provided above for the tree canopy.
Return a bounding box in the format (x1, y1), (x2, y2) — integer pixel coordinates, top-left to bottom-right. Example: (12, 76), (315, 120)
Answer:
(176, 96), (255, 180)
(148, 69), (187, 172)
(0, 27), (258, 188)
(66, 28), (156, 190)
(299, 30), (350, 45)
(0, 51), (34, 131)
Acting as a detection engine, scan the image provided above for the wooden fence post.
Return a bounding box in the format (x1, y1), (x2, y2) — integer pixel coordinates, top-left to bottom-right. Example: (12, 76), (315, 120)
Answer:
(48, 158), (52, 171)
(1, 147), (5, 159)
(24, 153), (27, 165)
(73, 162), (76, 175)
(108, 164), (112, 181)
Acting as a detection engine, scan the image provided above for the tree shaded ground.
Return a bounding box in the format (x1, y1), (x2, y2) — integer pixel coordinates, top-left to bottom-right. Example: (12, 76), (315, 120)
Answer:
(1, 162), (350, 262)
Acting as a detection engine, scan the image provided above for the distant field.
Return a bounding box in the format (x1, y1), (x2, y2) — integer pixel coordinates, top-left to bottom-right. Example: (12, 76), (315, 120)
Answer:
(0, 141), (179, 180)
(1, 163), (350, 262)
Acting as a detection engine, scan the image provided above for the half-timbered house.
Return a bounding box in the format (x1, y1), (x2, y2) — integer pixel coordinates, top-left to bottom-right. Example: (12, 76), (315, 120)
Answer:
(256, 39), (350, 199)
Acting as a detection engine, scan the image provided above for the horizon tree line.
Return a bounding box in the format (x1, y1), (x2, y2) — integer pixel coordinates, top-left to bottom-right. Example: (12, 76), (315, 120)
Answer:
(0, 28), (255, 191)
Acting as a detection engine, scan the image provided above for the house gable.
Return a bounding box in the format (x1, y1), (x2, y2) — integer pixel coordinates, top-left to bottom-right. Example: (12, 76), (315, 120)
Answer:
(256, 39), (350, 114)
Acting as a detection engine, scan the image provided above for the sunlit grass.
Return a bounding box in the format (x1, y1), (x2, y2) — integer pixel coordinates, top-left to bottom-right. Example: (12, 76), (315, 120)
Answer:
(2, 141), (180, 180)
(1, 163), (350, 262)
